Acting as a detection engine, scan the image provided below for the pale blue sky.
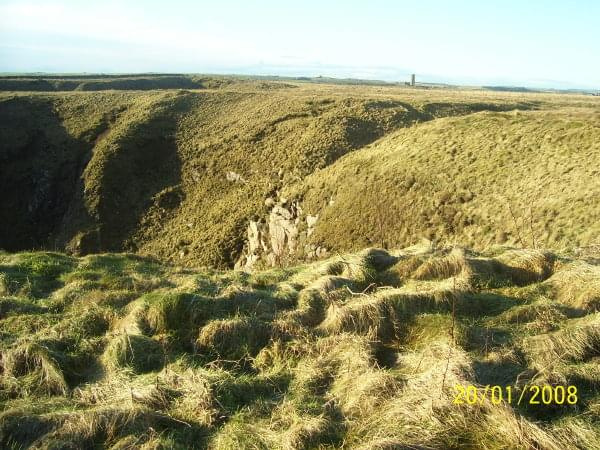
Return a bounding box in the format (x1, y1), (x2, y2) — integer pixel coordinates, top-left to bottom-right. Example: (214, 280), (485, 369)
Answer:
(1, 0), (598, 89)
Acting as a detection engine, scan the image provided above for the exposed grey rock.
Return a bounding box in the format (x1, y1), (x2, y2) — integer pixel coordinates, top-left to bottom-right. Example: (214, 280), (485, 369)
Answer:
(315, 246), (329, 258)
(225, 171), (246, 183)
(236, 200), (326, 270)
(269, 203), (299, 257)
(306, 214), (318, 237)
(248, 220), (269, 255)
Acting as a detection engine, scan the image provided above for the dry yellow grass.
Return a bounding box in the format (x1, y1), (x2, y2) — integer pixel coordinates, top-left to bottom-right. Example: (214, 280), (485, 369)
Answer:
(2, 245), (599, 448)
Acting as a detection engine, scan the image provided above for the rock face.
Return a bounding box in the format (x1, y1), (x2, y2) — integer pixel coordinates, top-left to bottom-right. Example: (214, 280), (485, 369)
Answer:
(268, 203), (300, 260)
(235, 198), (326, 270)
(244, 220), (269, 269)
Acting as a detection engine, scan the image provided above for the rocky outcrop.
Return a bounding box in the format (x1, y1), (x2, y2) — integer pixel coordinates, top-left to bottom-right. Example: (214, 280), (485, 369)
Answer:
(225, 171), (246, 183)
(235, 198), (327, 271)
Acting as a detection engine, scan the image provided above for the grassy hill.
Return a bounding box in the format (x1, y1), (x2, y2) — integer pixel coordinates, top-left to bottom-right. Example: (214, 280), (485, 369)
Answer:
(2, 80), (598, 269)
(288, 107), (600, 253)
(1, 244), (600, 448)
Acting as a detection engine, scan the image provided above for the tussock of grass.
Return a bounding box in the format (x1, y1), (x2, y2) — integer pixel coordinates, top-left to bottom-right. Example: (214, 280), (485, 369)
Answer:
(253, 339), (307, 375)
(408, 246), (555, 290)
(279, 410), (332, 450)
(493, 300), (579, 336)
(494, 249), (557, 285)
(403, 313), (468, 349)
(337, 337), (474, 448)
(546, 261), (600, 311)
(0, 407), (55, 449)
(34, 406), (196, 449)
(102, 334), (164, 373)
(2, 341), (68, 396)
(337, 248), (398, 283)
(320, 294), (399, 340)
(113, 300), (150, 335)
(62, 254), (167, 294)
(327, 335), (402, 417)
(522, 313), (600, 368)
(162, 367), (220, 426)
(0, 296), (44, 317)
(549, 418), (600, 450)
(145, 292), (197, 336)
(320, 288), (457, 341)
(411, 247), (470, 280)
(196, 316), (272, 360)
(387, 254), (427, 280)
(0, 252), (75, 298)
(289, 288), (328, 326)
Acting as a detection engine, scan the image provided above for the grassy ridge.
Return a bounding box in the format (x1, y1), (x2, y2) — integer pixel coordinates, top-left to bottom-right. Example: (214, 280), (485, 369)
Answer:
(0, 75), (204, 92)
(1, 244), (600, 448)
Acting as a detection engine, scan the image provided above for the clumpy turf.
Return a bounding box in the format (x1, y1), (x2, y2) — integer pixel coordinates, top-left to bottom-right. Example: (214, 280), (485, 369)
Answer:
(1, 245), (600, 448)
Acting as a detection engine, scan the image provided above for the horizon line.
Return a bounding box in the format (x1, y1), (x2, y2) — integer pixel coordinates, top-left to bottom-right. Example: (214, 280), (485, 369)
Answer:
(0, 70), (599, 93)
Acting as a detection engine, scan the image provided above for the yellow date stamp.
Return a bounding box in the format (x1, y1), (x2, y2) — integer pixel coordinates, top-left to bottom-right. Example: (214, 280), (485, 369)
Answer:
(454, 384), (578, 406)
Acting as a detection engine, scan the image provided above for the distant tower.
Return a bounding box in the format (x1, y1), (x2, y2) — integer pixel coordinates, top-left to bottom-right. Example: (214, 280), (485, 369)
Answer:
(411, 74), (416, 86)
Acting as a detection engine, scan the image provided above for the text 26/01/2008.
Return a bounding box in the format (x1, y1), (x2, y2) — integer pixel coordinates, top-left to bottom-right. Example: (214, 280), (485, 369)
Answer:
(453, 384), (578, 406)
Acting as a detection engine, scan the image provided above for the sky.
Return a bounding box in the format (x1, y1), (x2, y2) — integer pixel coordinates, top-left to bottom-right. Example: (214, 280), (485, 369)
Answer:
(1, 0), (599, 89)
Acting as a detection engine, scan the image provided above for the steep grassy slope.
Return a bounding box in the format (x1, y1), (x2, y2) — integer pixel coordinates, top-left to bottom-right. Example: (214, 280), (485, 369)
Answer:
(1, 244), (600, 448)
(287, 107), (600, 255)
(3, 82), (572, 268)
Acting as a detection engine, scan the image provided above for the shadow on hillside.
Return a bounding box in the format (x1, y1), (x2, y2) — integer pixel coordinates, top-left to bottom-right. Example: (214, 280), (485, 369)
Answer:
(420, 101), (541, 118)
(0, 97), (92, 251)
